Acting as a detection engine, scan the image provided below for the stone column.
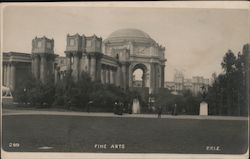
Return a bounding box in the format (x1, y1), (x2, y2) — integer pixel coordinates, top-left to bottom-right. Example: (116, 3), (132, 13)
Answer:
(87, 56), (91, 74)
(113, 69), (116, 85)
(106, 67), (110, 84)
(155, 64), (159, 93)
(101, 69), (104, 84)
(72, 52), (80, 82)
(3, 64), (7, 86)
(161, 65), (165, 88)
(31, 57), (34, 76)
(142, 73), (146, 87)
(103, 67), (106, 84)
(48, 55), (55, 77)
(129, 41), (134, 55)
(110, 69), (114, 84)
(149, 63), (156, 94)
(55, 71), (58, 83)
(60, 72), (64, 80)
(10, 62), (16, 91)
(108, 67), (111, 84)
(66, 52), (72, 72)
(54, 67), (59, 84)
(125, 63), (130, 89)
(6, 63), (10, 87)
(90, 55), (96, 81)
(2, 64), (4, 86)
(121, 64), (127, 89)
(80, 54), (86, 73)
(158, 65), (161, 88)
(96, 55), (102, 82)
(116, 65), (121, 87)
(33, 55), (40, 80)
(128, 65), (133, 88)
(40, 54), (47, 83)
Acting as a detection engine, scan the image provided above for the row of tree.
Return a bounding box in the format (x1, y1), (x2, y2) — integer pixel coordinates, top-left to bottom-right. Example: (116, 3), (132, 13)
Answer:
(154, 89), (201, 115)
(14, 71), (139, 112)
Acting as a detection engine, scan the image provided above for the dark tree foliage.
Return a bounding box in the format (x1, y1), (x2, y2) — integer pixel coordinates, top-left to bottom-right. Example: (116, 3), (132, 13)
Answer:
(155, 89), (201, 115)
(14, 71), (138, 112)
(154, 49), (248, 116)
(207, 50), (248, 116)
(14, 75), (55, 107)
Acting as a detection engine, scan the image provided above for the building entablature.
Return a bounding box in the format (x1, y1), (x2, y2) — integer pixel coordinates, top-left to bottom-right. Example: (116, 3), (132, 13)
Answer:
(104, 40), (165, 59)
(129, 55), (166, 63)
(55, 56), (67, 66)
(3, 52), (32, 63)
(31, 52), (57, 59)
(64, 50), (83, 57)
(101, 55), (119, 67)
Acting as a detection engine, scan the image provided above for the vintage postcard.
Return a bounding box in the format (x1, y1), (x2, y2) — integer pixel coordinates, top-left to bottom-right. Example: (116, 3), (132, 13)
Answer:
(1, 2), (249, 159)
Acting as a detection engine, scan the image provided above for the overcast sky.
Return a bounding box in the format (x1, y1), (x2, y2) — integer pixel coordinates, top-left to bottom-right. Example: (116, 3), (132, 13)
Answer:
(3, 5), (250, 81)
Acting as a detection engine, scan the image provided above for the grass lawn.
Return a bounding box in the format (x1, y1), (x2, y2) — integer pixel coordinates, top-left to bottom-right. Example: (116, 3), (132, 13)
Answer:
(2, 115), (248, 154)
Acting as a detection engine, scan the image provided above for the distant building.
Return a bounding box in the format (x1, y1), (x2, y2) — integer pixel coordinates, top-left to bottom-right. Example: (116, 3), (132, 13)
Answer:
(191, 76), (209, 96)
(165, 71), (210, 96)
(183, 78), (192, 90)
(173, 71), (184, 91)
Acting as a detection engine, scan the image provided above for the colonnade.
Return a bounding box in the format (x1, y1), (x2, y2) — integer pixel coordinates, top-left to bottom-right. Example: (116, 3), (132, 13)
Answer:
(100, 65), (117, 85)
(2, 62), (16, 90)
(32, 53), (55, 83)
(64, 51), (103, 82)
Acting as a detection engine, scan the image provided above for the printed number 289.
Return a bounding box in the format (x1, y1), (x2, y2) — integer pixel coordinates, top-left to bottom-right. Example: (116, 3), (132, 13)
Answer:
(9, 143), (20, 148)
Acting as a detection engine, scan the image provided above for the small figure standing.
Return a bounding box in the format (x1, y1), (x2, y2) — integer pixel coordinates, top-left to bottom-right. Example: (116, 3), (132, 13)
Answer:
(113, 101), (118, 114)
(201, 85), (207, 101)
(118, 102), (123, 115)
(87, 101), (93, 113)
(67, 100), (72, 110)
(128, 103), (132, 114)
(158, 106), (163, 118)
(172, 104), (177, 115)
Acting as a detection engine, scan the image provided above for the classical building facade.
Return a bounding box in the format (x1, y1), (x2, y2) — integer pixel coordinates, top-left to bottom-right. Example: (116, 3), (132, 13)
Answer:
(2, 28), (166, 95)
(165, 71), (210, 96)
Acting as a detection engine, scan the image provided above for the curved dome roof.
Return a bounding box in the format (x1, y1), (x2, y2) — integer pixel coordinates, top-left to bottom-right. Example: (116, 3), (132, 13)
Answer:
(105, 28), (155, 43)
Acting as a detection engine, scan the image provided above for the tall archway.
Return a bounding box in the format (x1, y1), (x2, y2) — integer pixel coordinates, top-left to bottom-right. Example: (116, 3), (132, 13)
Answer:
(132, 63), (147, 88)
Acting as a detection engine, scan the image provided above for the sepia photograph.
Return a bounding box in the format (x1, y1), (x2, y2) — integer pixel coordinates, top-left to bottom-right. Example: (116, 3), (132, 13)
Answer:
(1, 2), (249, 159)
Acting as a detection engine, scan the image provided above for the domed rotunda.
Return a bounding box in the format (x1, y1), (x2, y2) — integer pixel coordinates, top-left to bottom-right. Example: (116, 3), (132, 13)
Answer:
(103, 28), (166, 94)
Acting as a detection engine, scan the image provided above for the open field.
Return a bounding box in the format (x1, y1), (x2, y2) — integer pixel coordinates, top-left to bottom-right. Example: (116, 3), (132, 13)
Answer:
(2, 110), (248, 154)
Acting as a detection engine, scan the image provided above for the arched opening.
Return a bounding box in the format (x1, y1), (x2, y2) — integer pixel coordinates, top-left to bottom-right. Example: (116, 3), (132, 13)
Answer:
(133, 69), (143, 87)
(132, 64), (147, 87)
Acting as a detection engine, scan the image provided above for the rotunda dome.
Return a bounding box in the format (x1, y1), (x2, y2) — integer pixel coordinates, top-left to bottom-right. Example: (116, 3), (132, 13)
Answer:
(104, 28), (155, 43)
